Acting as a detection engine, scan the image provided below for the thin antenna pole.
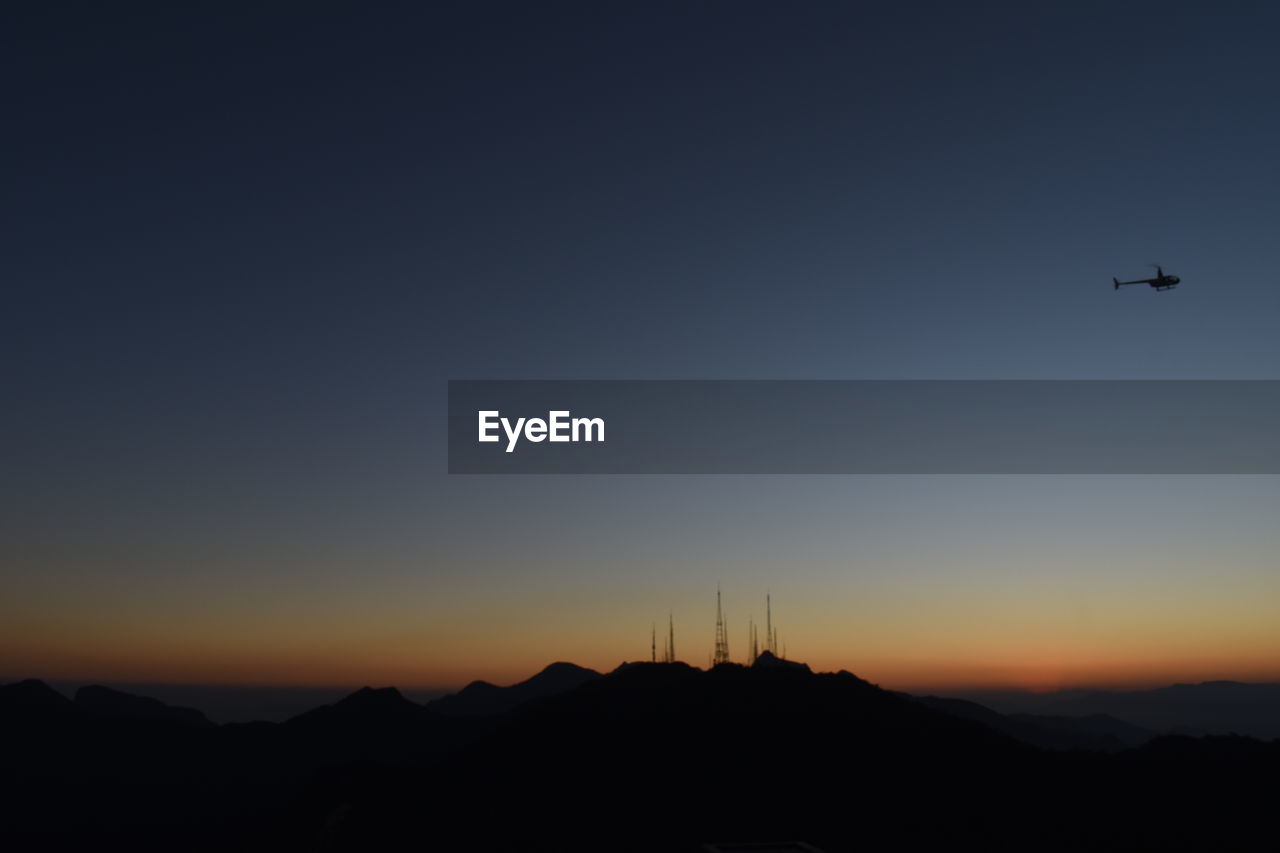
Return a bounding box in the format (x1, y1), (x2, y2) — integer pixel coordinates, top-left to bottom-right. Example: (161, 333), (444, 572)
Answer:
(713, 586), (730, 665)
(766, 593), (774, 655)
(669, 612), (675, 663)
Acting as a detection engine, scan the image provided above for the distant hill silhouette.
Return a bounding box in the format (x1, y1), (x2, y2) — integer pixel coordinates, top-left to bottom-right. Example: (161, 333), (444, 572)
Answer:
(75, 684), (211, 728)
(748, 649), (812, 671)
(912, 694), (1155, 751)
(955, 680), (1280, 740)
(287, 685), (421, 724)
(427, 661), (601, 715)
(0, 678), (77, 722)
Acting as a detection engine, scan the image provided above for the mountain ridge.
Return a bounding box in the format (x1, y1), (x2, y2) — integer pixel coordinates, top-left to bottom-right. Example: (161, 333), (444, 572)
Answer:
(3, 663), (1280, 850)
(426, 660), (601, 715)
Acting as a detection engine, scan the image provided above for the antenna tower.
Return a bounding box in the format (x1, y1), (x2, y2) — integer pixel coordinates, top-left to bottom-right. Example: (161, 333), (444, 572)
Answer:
(766, 593), (777, 655)
(713, 587), (731, 665)
(665, 613), (675, 663)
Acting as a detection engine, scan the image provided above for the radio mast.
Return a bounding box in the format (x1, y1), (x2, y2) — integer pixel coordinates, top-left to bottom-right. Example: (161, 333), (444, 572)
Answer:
(713, 587), (731, 665)
(664, 613), (675, 663)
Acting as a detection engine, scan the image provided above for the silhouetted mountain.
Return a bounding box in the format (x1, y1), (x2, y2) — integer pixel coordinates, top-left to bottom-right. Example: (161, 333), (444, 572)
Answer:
(75, 684), (212, 728)
(287, 685), (420, 724)
(277, 685), (453, 767)
(750, 649), (812, 671)
(956, 680), (1280, 740)
(0, 678), (76, 722)
(5, 666), (1280, 851)
(313, 663), (1280, 851)
(1006, 711), (1155, 749)
(1132, 731), (1280, 761)
(427, 661), (600, 715)
(914, 694), (1154, 750)
(331, 661), (1039, 849)
(56, 682), (410, 724)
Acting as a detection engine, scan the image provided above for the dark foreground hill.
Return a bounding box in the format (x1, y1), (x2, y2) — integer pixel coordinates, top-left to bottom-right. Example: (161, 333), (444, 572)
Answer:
(3, 661), (1278, 852)
(321, 659), (1278, 851)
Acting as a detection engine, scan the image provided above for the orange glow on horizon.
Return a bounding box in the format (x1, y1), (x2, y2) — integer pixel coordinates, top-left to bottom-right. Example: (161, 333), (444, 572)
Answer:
(7, 638), (1280, 694)
(6, 572), (1280, 693)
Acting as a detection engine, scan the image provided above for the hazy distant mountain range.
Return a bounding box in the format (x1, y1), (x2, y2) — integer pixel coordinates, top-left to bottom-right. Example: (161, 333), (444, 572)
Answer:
(4, 656), (1278, 851)
(949, 681), (1280, 740)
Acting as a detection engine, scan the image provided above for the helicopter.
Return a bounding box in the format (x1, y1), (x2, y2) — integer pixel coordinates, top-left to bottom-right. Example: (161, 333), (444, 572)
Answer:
(1113, 265), (1180, 291)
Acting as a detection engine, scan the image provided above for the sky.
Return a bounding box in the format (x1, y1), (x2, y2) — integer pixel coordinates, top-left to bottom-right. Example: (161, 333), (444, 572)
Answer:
(4, 2), (1280, 694)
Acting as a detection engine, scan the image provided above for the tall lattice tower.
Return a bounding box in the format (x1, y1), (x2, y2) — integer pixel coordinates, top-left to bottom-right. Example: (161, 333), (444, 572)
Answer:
(713, 587), (731, 665)
(662, 613), (676, 663)
(766, 593), (778, 656)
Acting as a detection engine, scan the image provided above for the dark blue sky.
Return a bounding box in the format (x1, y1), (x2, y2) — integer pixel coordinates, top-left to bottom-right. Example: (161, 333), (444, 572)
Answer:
(5, 2), (1280, 689)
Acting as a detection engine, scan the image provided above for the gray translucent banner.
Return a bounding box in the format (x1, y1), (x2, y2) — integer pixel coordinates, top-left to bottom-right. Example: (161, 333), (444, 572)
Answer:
(447, 381), (1280, 474)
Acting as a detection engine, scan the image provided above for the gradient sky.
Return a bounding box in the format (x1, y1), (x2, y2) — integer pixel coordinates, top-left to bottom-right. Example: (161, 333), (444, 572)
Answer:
(5, 2), (1280, 693)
